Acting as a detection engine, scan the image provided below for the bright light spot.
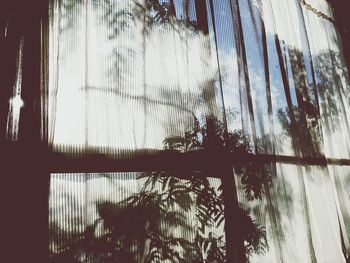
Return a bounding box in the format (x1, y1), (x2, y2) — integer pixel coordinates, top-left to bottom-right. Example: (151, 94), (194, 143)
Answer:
(10, 96), (24, 109)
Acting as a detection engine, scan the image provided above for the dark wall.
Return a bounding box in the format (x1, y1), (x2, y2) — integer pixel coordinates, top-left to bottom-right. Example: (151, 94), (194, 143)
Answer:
(329, 0), (350, 75)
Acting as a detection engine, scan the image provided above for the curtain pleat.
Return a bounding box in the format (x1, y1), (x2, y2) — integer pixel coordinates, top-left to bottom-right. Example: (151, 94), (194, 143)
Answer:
(44, 0), (350, 262)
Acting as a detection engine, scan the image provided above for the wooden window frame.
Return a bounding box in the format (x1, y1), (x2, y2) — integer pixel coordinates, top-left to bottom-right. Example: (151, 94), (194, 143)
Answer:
(1, 0), (350, 262)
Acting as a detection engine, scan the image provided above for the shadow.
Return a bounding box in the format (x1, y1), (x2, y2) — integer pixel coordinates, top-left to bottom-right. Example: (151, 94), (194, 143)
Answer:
(275, 47), (350, 160)
(49, 0), (220, 149)
(49, 115), (269, 262)
(1, 1), (349, 263)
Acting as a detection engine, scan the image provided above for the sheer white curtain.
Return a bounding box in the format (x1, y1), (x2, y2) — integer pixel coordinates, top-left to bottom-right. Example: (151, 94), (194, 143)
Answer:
(47, 0), (350, 262)
(235, 0), (350, 262)
(48, 0), (221, 155)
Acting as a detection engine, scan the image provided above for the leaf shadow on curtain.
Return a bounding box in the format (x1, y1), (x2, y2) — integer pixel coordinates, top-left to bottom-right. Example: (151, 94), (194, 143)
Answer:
(49, 0), (218, 150)
(48, 115), (270, 263)
(46, 0), (350, 262)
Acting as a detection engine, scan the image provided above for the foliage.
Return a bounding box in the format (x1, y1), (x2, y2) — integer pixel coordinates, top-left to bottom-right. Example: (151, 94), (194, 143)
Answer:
(166, 115), (267, 200)
(50, 1), (269, 261)
(49, 115), (268, 262)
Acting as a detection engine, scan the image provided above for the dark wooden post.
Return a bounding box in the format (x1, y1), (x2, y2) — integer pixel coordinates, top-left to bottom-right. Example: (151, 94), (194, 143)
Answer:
(205, 117), (247, 263)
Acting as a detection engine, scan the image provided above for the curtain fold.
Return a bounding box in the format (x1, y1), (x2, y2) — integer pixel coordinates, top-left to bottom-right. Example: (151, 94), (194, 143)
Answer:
(44, 0), (350, 262)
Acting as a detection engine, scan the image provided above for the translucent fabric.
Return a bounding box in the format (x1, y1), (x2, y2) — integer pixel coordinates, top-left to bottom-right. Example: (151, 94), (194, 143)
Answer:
(47, 0), (350, 157)
(43, 0), (350, 262)
(48, 0), (223, 155)
(49, 173), (226, 262)
(237, 163), (347, 262)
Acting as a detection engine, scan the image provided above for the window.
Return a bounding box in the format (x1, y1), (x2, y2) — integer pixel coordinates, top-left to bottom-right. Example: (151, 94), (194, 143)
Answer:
(1, 0), (349, 262)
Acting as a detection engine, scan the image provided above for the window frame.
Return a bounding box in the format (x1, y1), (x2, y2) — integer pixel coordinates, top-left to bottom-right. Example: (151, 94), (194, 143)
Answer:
(1, 0), (350, 262)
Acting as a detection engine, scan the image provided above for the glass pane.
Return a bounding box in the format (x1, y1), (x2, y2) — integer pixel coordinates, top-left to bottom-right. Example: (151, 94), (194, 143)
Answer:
(48, 0), (350, 160)
(236, 162), (346, 262)
(48, 0), (226, 155)
(47, 1), (350, 260)
(49, 172), (227, 262)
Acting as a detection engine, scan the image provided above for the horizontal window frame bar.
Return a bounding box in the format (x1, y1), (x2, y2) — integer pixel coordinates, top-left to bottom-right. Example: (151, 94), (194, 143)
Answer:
(49, 149), (350, 174)
(3, 143), (350, 175)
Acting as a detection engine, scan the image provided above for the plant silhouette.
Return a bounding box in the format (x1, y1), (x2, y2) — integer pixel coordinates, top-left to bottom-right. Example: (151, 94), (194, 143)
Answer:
(49, 115), (268, 263)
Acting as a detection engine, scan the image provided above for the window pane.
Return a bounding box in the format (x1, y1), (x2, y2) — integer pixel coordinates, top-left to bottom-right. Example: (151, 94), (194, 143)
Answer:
(48, 0), (350, 159)
(49, 172), (227, 262)
(236, 162), (347, 262)
(48, 0), (225, 155)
